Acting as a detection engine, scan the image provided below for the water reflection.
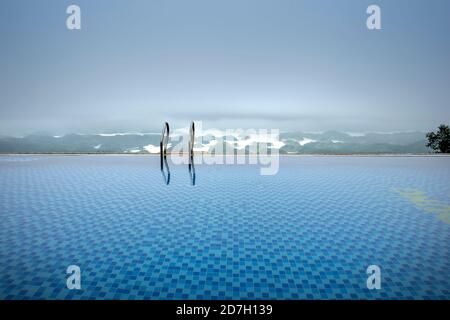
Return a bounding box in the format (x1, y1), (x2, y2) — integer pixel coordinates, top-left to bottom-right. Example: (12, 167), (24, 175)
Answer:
(160, 156), (170, 185)
(160, 156), (197, 186)
(189, 157), (196, 186)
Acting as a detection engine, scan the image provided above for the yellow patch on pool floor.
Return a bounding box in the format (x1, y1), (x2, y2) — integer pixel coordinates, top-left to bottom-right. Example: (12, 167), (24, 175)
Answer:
(393, 188), (450, 224)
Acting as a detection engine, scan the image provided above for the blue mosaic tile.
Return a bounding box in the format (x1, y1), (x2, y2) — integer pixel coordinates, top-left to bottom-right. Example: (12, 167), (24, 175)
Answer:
(0, 155), (449, 299)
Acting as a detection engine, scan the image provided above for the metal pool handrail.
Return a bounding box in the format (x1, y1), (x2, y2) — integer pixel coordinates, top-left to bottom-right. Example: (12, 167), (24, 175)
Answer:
(189, 121), (195, 162)
(160, 122), (169, 169)
(188, 121), (196, 185)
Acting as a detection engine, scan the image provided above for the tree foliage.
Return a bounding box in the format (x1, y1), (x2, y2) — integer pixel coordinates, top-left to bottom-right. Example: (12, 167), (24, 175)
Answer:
(426, 124), (450, 153)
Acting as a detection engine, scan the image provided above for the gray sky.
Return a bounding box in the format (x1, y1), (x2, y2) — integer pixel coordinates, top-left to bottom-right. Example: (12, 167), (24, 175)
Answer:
(0, 0), (449, 136)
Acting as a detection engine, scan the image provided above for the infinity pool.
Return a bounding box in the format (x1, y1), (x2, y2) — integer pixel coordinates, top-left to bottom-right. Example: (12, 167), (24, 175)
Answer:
(0, 155), (449, 299)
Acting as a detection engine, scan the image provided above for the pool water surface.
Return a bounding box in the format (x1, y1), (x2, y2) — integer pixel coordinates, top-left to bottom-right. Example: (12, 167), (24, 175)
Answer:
(0, 155), (449, 299)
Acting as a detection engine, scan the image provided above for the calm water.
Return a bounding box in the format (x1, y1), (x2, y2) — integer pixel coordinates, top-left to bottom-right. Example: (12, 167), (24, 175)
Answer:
(0, 155), (449, 300)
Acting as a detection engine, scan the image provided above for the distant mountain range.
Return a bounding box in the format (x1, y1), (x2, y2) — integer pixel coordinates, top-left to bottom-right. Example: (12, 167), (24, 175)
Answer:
(279, 131), (429, 154)
(0, 131), (431, 154)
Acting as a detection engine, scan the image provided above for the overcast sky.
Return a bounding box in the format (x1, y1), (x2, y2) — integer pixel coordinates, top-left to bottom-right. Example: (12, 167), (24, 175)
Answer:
(0, 0), (449, 136)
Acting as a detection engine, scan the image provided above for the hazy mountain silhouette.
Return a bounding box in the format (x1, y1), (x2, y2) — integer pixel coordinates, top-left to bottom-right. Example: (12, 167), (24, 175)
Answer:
(0, 131), (430, 154)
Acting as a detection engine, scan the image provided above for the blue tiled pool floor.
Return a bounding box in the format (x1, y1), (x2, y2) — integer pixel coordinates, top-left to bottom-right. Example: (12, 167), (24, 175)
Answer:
(0, 155), (449, 299)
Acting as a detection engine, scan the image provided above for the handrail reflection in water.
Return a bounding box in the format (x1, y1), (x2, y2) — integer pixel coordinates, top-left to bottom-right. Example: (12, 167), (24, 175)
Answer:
(161, 155), (170, 185)
(188, 159), (196, 186)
